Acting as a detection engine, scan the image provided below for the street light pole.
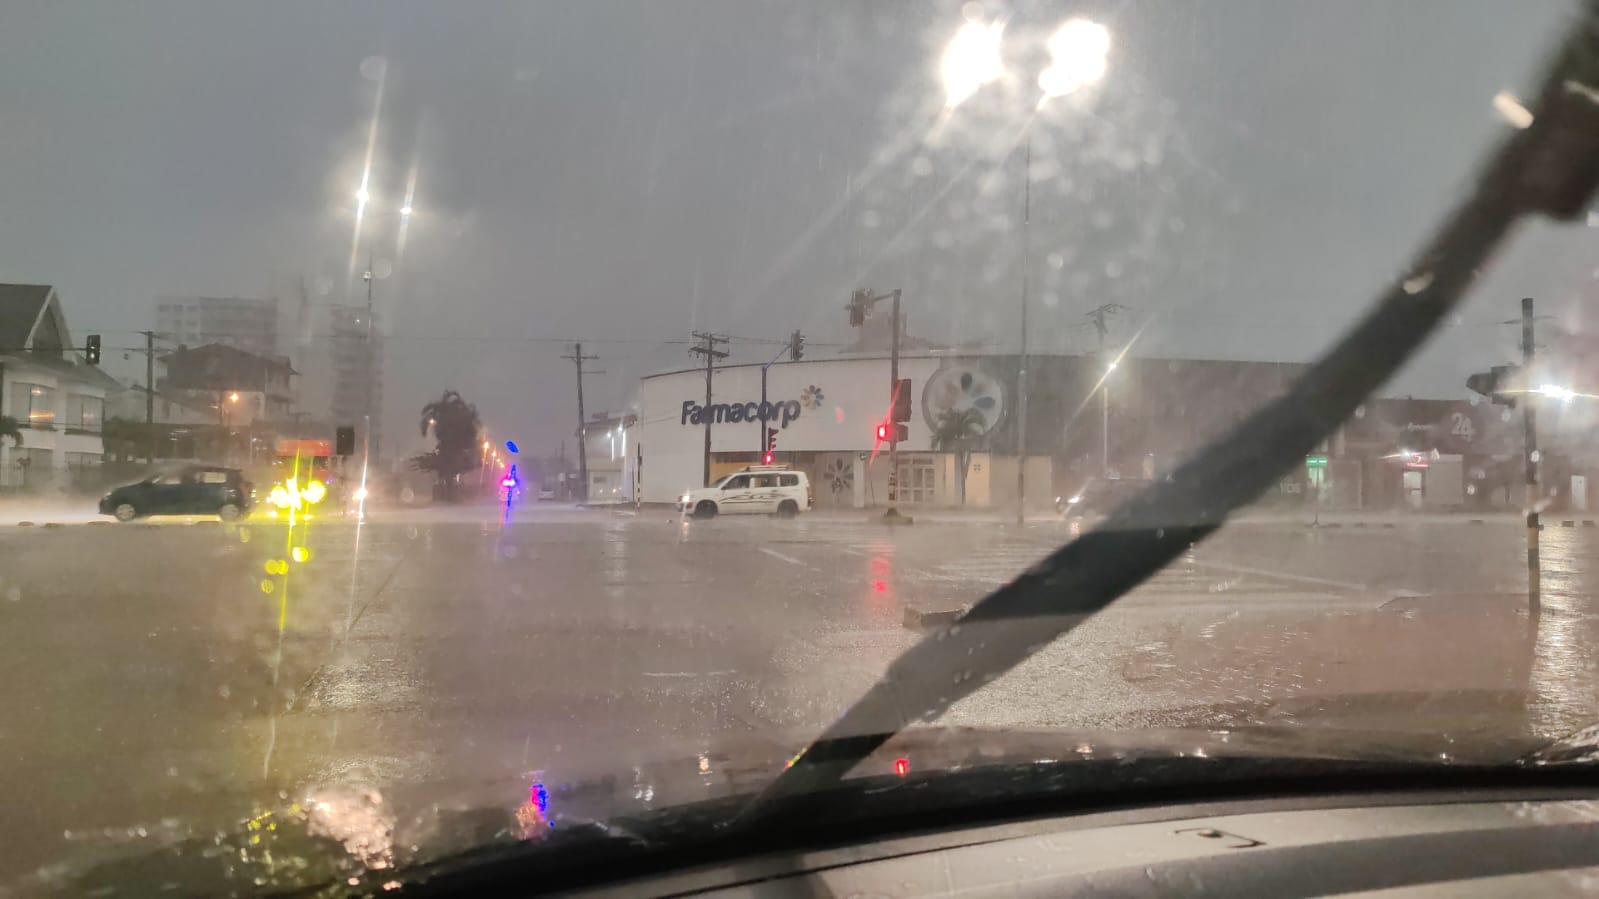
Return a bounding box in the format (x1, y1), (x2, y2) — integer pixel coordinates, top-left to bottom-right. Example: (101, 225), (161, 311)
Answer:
(1522, 296), (1540, 610)
(360, 254), (375, 498)
(1102, 373), (1110, 475)
(1015, 129), (1032, 525)
(941, 17), (1109, 522)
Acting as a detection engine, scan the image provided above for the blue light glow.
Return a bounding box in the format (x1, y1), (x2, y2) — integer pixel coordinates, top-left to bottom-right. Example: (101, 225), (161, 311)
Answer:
(505, 440), (519, 454)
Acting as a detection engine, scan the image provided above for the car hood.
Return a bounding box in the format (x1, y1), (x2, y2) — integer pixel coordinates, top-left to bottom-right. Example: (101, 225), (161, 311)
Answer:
(32, 719), (1546, 896)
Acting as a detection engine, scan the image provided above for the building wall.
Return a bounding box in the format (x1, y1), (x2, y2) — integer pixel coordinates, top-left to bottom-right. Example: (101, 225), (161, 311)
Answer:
(633, 353), (1309, 507)
(636, 356), (945, 503)
(0, 362), (107, 488)
(156, 297), (280, 358)
(328, 306), (383, 458)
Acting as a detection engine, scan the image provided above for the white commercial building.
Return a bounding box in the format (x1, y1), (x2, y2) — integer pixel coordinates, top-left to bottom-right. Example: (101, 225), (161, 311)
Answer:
(634, 354), (1040, 509)
(630, 351), (1308, 510)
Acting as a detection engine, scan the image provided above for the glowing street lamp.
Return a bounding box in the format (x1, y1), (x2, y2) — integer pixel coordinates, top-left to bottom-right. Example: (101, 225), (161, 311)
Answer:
(229, 391), (241, 403)
(940, 21), (1005, 109)
(1037, 18), (1111, 99)
(1537, 384), (1575, 401)
(355, 186), (371, 205)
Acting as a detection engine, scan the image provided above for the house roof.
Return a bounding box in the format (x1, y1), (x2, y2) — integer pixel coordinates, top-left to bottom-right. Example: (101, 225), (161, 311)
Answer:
(0, 284), (56, 350)
(0, 283), (121, 391)
(159, 342), (298, 386)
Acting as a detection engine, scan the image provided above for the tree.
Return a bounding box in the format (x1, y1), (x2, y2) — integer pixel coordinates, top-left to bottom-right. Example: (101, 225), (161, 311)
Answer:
(931, 407), (986, 505)
(0, 415), (22, 448)
(101, 417), (144, 461)
(419, 390), (482, 502)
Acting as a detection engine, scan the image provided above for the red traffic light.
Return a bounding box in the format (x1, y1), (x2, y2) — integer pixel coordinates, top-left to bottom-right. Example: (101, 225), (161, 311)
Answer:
(762, 452), (773, 465)
(875, 423), (889, 441)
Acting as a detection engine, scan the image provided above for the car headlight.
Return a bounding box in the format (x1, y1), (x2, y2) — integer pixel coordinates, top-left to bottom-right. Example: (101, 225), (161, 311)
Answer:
(1068, 495), (1081, 504)
(680, 494), (692, 504)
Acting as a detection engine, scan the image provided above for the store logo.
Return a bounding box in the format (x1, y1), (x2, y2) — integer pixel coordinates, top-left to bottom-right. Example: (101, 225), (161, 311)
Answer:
(800, 385), (825, 410)
(681, 398), (802, 427)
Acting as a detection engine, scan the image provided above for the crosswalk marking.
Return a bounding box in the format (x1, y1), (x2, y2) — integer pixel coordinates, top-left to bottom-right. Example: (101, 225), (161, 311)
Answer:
(917, 544), (1350, 599)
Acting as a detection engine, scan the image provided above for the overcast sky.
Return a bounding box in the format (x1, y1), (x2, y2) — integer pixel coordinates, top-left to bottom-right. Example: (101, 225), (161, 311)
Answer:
(0, 0), (1589, 455)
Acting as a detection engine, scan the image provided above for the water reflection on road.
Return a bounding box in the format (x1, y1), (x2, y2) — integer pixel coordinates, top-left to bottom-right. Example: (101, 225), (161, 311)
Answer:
(6, 511), (1599, 883)
(1528, 526), (1599, 739)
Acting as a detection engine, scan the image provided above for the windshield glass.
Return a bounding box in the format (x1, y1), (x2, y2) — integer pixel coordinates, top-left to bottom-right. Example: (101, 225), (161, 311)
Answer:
(2, 0), (1595, 892)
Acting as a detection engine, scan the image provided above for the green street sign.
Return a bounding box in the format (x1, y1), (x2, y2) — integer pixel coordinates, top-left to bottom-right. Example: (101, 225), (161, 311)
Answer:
(1305, 455), (1328, 468)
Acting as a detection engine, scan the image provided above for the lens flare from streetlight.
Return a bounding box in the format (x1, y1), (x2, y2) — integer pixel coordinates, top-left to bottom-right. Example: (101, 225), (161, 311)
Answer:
(1038, 18), (1110, 99)
(1537, 384), (1574, 400)
(941, 21), (1005, 109)
(355, 186), (371, 205)
(399, 204), (413, 216)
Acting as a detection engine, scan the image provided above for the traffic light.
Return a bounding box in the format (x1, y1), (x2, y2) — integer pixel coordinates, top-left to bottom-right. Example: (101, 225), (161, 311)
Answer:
(1466, 364), (1519, 407)
(891, 378), (911, 422)
(874, 422), (908, 443)
(766, 427), (779, 454)
(790, 330), (804, 362)
(85, 334), (101, 365)
(335, 425), (356, 456)
(848, 289), (872, 327)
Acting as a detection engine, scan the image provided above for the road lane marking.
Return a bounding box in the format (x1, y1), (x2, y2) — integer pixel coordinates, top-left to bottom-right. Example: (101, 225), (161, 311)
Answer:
(758, 547), (808, 567)
(1187, 558), (1367, 592)
(643, 670), (735, 678)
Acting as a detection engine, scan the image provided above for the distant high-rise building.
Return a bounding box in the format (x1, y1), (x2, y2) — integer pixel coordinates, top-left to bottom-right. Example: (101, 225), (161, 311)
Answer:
(328, 305), (383, 459)
(155, 296), (280, 357)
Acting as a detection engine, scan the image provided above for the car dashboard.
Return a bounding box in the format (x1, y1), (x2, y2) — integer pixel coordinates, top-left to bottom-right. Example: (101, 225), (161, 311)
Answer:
(568, 790), (1599, 898)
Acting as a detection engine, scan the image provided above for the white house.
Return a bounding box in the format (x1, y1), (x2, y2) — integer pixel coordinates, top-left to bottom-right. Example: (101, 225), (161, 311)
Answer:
(0, 284), (117, 489)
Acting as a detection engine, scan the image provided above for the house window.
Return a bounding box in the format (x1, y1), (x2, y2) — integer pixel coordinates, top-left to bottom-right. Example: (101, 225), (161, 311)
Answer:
(63, 393), (102, 431)
(65, 452), (101, 468)
(9, 382), (55, 426)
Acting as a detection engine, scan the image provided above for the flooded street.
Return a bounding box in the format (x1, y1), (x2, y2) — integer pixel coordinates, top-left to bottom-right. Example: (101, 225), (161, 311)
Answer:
(2, 506), (1595, 883)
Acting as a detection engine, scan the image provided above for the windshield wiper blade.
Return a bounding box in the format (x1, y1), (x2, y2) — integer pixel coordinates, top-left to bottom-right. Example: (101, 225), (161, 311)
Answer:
(745, 4), (1599, 814)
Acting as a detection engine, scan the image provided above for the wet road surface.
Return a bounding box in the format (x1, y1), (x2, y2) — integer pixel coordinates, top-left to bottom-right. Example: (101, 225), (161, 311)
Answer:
(1, 504), (1596, 882)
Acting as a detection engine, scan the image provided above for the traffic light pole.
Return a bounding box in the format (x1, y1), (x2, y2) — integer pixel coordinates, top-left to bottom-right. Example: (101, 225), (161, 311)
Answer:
(887, 288), (903, 521)
(757, 338), (796, 456)
(1522, 297), (1540, 610)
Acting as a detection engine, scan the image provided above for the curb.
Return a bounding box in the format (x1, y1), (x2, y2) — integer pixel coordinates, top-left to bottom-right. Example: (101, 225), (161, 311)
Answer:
(903, 606), (963, 631)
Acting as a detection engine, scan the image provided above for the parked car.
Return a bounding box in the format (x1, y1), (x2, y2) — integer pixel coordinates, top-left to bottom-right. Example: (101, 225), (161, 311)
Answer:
(99, 466), (254, 522)
(680, 465), (812, 518)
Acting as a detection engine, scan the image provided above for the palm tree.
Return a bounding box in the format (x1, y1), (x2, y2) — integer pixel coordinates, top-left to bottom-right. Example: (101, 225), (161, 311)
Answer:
(0, 414), (22, 448)
(419, 390), (482, 502)
(931, 407), (986, 505)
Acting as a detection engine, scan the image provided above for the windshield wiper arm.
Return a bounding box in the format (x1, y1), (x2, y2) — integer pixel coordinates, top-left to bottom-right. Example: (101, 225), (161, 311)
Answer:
(745, 4), (1599, 814)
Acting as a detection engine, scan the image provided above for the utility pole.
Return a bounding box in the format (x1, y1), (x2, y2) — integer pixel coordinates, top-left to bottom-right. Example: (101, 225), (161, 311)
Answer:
(141, 330), (157, 463)
(1016, 134), (1032, 525)
(688, 332), (729, 486)
(562, 343), (600, 502)
(1522, 297), (1540, 610)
